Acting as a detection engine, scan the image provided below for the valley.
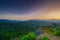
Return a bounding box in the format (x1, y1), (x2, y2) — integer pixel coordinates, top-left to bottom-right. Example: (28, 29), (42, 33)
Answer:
(0, 19), (60, 40)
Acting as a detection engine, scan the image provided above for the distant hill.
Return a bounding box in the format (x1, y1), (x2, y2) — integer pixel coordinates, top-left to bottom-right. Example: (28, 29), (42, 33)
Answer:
(0, 19), (53, 26)
(43, 20), (60, 24)
(24, 20), (52, 26)
(0, 19), (20, 22)
(0, 19), (60, 26)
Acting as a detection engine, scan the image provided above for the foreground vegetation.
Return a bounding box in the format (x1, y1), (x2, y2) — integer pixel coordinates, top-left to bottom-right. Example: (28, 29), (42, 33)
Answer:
(0, 20), (60, 40)
(0, 21), (38, 40)
(42, 23), (60, 36)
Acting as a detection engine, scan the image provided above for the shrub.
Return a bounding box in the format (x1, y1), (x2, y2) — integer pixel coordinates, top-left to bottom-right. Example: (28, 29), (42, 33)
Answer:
(40, 35), (49, 40)
(53, 28), (60, 36)
(20, 32), (36, 40)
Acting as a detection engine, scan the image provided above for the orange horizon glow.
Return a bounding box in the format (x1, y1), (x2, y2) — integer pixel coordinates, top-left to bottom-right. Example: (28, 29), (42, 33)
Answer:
(0, 2), (60, 20)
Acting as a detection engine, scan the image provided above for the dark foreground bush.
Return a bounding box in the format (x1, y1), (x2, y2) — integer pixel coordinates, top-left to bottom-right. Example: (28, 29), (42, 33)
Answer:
(20, 32), (36, 40)
(40, 36), (49, 40)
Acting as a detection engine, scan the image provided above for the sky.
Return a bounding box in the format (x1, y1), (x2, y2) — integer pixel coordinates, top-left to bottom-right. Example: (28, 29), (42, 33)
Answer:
(0, 0), (60, 20)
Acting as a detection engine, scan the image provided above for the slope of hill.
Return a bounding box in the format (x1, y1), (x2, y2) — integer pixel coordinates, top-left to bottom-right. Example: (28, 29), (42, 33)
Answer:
(0, 19), (60, 40)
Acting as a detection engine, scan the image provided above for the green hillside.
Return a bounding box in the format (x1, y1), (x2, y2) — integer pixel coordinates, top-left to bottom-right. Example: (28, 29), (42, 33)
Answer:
(0, 20), (60, 40)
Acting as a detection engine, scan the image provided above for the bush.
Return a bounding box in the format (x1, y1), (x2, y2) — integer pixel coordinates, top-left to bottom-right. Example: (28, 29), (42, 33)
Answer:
(53, 28), (60, 36)
(20, 32), (36, 40)
(40, 36), (49, 40)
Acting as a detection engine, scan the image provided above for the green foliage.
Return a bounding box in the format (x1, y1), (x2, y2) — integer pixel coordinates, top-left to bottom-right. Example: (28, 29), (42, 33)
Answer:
(0, 21), (60, 40)
(42, 23), (60, 37)
(42, 26), (54, 34)
(0, 22), (38, 40)
(53, 28), (60, 36)
(40, 36), (49, 40)
(20, 32), (36, 40)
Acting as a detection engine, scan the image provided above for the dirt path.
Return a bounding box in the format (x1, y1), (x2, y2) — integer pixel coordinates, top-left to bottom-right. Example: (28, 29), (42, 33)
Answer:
(36, 32), (60, 40)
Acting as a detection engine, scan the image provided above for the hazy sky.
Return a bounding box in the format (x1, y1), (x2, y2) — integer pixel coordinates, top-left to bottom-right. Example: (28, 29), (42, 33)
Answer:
(0, 0), (60, 20)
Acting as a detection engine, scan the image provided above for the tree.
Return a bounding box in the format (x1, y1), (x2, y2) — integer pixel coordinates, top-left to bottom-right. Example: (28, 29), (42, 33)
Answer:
(20, 32), (36, 40)
(53, 28), (60, 36)
(40, 36), (49, 40)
